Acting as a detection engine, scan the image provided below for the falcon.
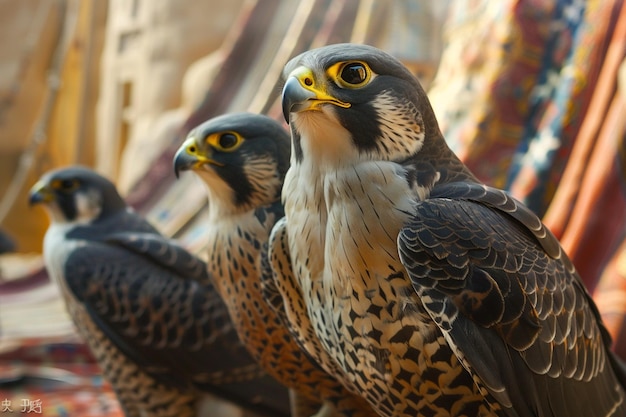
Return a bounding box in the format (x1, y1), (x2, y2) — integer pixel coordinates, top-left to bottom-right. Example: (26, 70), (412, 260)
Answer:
(173, 112), (376, 417)
(272, 43), (626, 417)
(28, 166), (290, 417)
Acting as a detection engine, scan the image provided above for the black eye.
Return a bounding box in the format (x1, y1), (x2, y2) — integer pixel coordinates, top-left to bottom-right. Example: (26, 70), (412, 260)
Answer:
(51, 178), (79, 192)
(61, 179), (77, 189)
(340, 62), (368, 85)
(218, 133), (239, 149)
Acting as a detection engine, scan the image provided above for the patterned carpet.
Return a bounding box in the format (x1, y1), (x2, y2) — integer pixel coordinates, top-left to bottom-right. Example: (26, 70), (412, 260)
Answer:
(0, 341), (122, 417)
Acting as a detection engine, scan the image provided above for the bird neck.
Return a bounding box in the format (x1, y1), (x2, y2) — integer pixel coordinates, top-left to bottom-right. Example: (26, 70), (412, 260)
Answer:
(102, 194), (127, 214)
(203, 180), (281, 223)
(419, 132), (479, 185)
(201, 181), (243, 221)
(283, 159), (416, 302)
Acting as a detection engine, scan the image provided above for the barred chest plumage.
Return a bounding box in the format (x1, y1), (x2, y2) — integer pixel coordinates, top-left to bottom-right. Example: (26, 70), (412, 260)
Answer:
(284, 159), (501, 417)
(286, 161), (425, 408)
(205, 212), (282, 352)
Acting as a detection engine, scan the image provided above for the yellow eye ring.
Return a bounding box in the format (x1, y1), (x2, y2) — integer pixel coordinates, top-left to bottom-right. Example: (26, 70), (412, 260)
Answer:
(206, 131), (243, 152)
(51, 179), (79, 192)
(328, 61), (372, 89)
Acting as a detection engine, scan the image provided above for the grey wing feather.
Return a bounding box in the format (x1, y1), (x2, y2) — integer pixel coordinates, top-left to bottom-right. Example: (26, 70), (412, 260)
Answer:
(430, 183), (620, 351)
(398, 183), (626, 417)
(64, 240), (238, 379)
(67, 209), (159, 240)
(106, 232), (210, 285)
(63, 234), (290, 415)
(257, 202), (290, 324)
(266, 217), (326, 362)
(429, 183), (566, 264)
(261, 216), (292, 327)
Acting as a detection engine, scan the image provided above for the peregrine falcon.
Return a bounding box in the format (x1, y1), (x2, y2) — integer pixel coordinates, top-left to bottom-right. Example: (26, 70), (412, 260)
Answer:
(173, 112), (377, 417)
(273, 43), (626, 417)
(29, 166), (290, 417)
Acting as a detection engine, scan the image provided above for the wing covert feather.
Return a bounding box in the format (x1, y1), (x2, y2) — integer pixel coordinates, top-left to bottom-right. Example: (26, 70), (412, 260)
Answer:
(398, 186), (624, 416)
(63, 238), (252, 390)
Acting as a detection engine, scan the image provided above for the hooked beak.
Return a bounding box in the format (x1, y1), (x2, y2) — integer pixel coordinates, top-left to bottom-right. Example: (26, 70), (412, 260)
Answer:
(281, 66), (350, 123)
(28, 181), (54, 206)
(173, 136), (221, 178)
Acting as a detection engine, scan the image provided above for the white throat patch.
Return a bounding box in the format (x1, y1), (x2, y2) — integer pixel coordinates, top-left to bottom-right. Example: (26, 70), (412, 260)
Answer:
(74, 189), (102, 224)
(291, 107), (359, 172)
(195, 167), (236, 221)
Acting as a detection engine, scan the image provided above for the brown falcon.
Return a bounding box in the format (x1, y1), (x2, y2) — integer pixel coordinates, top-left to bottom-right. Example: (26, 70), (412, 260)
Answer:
(173, 113), (377, 417)
(29, 166), (290, 417)
(272, 43), (626, 417)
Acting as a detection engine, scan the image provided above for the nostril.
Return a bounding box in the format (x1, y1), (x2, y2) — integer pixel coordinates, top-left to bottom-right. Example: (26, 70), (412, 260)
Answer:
(304, 77), (313, 86)
(188, 146), (196, 153)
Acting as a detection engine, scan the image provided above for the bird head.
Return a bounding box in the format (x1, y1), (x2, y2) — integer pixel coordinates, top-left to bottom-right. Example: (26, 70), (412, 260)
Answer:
(281, 43), (444, 169)
(173, 113), (291, 213)
(29, 166), (127, 225)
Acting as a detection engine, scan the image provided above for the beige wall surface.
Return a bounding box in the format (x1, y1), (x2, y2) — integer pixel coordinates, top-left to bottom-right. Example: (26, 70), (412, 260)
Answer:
(96, 0), (243, 192)
(0, 0), (241, 252)
(0, 0), (67, 252)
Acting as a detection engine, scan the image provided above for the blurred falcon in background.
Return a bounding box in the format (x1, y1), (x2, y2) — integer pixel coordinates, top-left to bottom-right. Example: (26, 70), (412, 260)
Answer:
(272, 43), (626, 417)
(29, 166), (290, 417)
(173, 113), (377, 417)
